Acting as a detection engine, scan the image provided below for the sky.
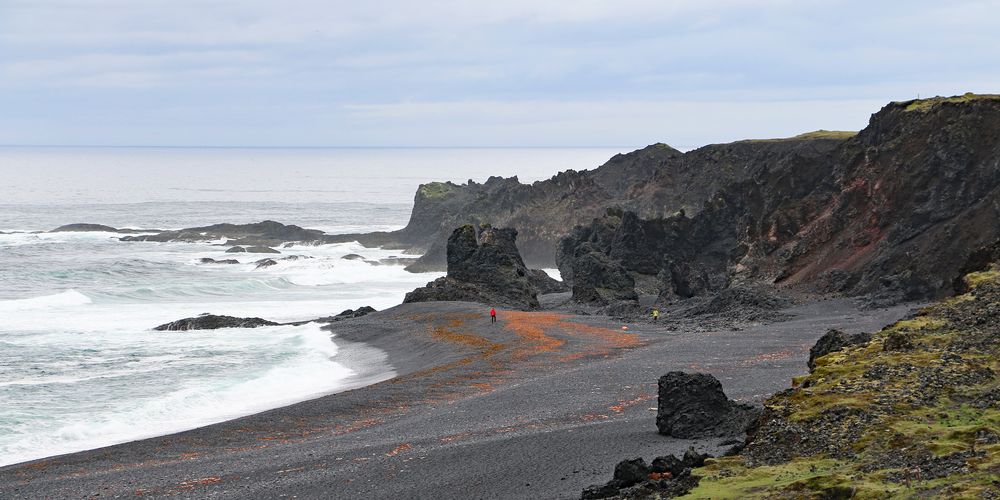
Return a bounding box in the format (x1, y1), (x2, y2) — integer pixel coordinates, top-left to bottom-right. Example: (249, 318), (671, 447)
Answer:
(1, 0), (999, 150)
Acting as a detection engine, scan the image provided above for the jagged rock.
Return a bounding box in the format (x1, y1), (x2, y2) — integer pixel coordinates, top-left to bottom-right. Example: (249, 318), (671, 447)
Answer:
(656, 371), (762, 438)
(808, 329), (872, 371)
(404, 224), (541, 309)
(199, 258), (240, 265)
(254, 258), (278, 269)
(341, 254), (365, 260)
(333, 306), (376, 320)
(570, 244), (638, 304)
(526, 269), (569, 294)
(226, 246), (247, 253)
(154, 314), (279, 331)
(612, 458), (649, 487)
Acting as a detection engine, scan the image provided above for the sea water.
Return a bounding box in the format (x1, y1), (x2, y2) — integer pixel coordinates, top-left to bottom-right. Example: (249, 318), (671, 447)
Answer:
(0, 146), (621, 466)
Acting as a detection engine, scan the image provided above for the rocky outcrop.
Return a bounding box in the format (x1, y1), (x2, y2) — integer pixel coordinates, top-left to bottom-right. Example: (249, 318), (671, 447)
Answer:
(122, 220), (326, 245)
(154, 314), (279, 331)
(581, 449), (708, 499)
(244, 246), (280, 254)
(199, 258), (240, 265)
(656, 371), (761, 439)
(526, 269), (569, 294)
(807, 329), (872, 371)
(254, 258), (278, 269)
(51, 223), (119, 232)
(553, 95), (1000, 306)
(404, 224), (542, 309)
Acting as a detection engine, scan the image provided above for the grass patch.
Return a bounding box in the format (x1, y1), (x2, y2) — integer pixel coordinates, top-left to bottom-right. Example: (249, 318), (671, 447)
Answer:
(740, 130), (857, 144)
(417, 181), (458, 200)
(902, 92), (1000, 112)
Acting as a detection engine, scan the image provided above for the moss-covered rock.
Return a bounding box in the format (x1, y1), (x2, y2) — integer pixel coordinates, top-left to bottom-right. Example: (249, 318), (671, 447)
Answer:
(681, 271), (1000, 498)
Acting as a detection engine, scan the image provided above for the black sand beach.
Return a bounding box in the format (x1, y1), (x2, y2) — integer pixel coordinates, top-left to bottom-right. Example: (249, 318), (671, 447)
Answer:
(0, 299), (915, 499)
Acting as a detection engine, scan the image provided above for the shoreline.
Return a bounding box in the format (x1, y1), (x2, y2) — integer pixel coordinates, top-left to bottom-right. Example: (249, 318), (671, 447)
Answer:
(0, 298), (917, 499)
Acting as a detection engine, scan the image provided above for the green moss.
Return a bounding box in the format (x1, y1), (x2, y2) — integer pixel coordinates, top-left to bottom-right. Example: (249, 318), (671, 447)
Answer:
(682, 269), (1000, 497)
(964, 269), (1000, 290)
(417, 181), (457, 200)
(740, 130), (857, 144)
(902, 92), (1000, 112)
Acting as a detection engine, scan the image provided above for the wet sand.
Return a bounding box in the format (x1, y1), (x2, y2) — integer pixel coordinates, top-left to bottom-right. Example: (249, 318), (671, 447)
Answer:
(0, 299), (915, 499)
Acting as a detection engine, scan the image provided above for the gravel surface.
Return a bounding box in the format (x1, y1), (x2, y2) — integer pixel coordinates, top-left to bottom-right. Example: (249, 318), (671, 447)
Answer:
(0, 299), (916, 499)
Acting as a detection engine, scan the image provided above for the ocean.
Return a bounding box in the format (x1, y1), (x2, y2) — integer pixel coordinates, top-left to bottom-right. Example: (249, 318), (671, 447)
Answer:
(0, 146), (622, 466)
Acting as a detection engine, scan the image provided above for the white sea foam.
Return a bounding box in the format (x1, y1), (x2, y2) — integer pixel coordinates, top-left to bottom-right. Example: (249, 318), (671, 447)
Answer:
(0, 290), (92, 312)
(0, 324), (380, 467)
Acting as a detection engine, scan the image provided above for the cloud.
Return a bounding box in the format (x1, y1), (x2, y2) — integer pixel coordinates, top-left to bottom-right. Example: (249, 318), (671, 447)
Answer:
(0, 0), (998, 145)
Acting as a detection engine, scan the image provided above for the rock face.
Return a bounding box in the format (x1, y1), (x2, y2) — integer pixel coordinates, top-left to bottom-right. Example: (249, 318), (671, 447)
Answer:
(552, 95), (1000, 306)
(526, 269), (569, 294)
(154, 314), (279, 331)
(807, 329), (872, 371)
(404, 224), (542, 309)
(656, 371), (761, 439)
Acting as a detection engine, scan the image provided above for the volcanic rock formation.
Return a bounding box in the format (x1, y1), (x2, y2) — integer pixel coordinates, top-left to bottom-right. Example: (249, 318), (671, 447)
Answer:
(153, 314), (279, 331)
(404, 224), (550, 309)
(656, 371), (761, 439)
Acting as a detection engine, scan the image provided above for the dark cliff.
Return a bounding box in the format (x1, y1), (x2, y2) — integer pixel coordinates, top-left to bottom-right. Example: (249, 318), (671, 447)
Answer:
(556, 94), (1000, 305)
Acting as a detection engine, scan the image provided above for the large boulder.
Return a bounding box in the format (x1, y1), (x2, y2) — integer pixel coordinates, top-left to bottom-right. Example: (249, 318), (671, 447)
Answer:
(656, 371), (761, 438)
(154, 314), (279, 331)
(807, 329), (872, 371)
(404, 224), (541, 309)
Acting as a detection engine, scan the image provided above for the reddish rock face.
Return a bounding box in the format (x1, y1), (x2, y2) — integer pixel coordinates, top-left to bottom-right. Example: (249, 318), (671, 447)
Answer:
(555, 96), (1000, 306)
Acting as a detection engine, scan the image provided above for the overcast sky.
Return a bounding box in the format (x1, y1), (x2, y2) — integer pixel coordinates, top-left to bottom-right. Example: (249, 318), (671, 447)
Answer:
(1, 1), (998, 149)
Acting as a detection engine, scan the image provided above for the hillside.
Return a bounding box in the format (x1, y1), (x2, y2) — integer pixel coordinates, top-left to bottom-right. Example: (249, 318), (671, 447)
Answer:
(682, 265), (1000, 498)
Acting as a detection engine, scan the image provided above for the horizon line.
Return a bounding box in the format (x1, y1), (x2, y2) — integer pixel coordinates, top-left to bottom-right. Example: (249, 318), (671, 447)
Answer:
(0, 144), (634, 150)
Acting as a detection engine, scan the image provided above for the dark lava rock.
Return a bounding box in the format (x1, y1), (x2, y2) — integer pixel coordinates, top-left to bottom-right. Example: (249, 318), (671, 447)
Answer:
(121, 220), (326, 245)
(580, 483), (621, 500)
(334, 306), (376, 320)
(527, 269), (569, 294)
(404, 224), (541, 309)
(154, 314), (279, 331)
(341, 254), (365, 260)
(582, 451), (709, 500)
(51, 223), (119, 232)
(613, 458), (649, 487)
(280, 255), (311, 261)
(254, 258), (278, 269)
(883, 331), (914, 351)
(808, 329), (872, 371)
(226, 246), (247, 253)
(657, 371), (762, 438)
(244, 246), (280, 254)
(570, 245), (638, 305)
(199, 258), (240, 265)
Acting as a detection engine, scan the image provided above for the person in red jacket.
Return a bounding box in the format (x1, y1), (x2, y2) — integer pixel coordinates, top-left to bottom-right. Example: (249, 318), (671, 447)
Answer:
(490, 307), (497, 324)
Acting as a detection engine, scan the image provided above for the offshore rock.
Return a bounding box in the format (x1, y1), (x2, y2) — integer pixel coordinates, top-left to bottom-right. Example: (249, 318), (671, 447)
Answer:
(154, 314), (279, 331)
(404, 224), (541, 309)
(121, 220), (326, 245)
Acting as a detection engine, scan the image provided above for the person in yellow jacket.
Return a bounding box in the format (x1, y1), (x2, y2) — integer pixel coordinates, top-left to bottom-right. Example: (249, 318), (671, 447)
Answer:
(652, 308), (660, 322)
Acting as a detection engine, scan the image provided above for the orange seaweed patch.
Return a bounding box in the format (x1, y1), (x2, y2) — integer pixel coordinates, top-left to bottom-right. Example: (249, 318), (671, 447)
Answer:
(739, 349), (798, 366)
(609, 393), (655, 413)
(177, 476), (222, 489)
(386, 443), (413, 457)
(502, 311), (566, 358)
